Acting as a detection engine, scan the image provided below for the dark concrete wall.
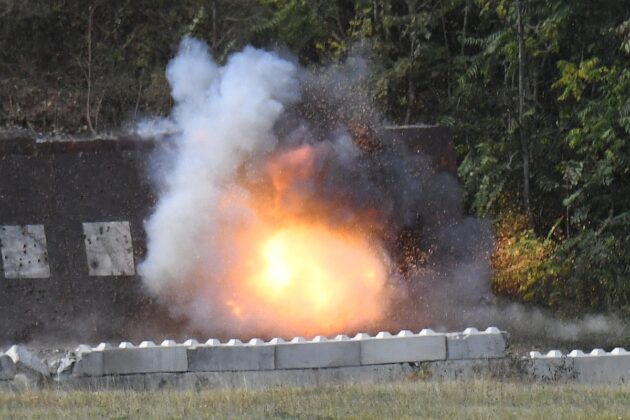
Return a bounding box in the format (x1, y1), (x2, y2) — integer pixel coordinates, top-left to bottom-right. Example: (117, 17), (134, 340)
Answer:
(0, 138), (162, 344)
(0, 126), (454, 344)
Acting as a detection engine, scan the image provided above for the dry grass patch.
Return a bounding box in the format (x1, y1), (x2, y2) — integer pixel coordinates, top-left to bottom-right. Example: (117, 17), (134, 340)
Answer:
(1, 379), (630, 419)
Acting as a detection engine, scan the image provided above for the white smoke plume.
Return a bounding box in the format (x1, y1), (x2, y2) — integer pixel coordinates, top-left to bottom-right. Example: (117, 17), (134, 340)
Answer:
(139, 38), (299, 326)
(138, 37), (494, 339)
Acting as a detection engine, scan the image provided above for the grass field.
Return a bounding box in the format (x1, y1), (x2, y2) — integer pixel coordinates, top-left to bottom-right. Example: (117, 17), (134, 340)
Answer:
(1, 380), (630, 419)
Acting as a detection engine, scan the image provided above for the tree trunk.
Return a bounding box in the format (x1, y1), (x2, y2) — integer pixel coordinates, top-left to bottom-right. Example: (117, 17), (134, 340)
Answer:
(86, 4), (96, 135)
(212, 0), (220, 52)
(441, 2), (451, 99)
(405, 74), (415, 125)
(373, 1), (381, 35)
(461, 0), (470, 55)
(517, 0), (532, 225)
(404, 0), (418, 125)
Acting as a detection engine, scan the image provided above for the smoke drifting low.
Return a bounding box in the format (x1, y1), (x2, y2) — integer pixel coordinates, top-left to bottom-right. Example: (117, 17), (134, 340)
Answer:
(138, 37), (620, 343)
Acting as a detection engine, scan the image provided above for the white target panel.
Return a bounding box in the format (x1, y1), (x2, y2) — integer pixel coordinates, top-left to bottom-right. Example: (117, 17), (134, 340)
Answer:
(83, 221), (135, 276)
(0, 225), (51, 278)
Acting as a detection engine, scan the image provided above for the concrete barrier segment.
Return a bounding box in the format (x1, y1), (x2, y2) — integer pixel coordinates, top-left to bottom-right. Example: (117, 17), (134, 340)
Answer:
(565, 348), (630, 384)
(5, 345), (50, 376)
(463, 327), (479, 334)
(75, 344), (92, 354)
(0, 353), (16, 380)
(102, 345), (188, 375)
(184, 339), (200, 347)
(275, 335), (361, 369)
(572, 357), (630, 383)
(564, 348), (630, 358)
(73, 350), (104, 377)
(358, 330), (446, 365)
(188, 338), (275, 372)
(446, 327), (507, 360)
(526, 347), (630, 384)
(95, 343), (112, 350)
(527, 350), (563, 358)
(48, 329), (513, 379)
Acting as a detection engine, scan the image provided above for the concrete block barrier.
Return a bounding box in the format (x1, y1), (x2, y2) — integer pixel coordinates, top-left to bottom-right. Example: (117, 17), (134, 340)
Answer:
(0, 354), (16, 380)
(5, 345), (50, 376)
(446, 327), (507, 360)
(357, 330), (446, 365)
(275, 336), (361, 369)
(568, 348), (630, 384)
(73, 347), (104, 377)
(188, 339), (275, 372)
(102, 342), (188, 375)
(11, 329), (630, 387)
(527, 348), (630, 384)
(526, 350), (574, 382)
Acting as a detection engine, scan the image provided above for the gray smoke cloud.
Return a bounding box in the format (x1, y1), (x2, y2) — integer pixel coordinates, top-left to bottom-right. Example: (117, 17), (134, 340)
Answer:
(471, 302), (626, 345)
(138, 37), (628, 346)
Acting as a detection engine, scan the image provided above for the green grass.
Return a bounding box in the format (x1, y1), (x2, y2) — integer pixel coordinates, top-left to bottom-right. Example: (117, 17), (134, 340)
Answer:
(1, 380), (630, 419)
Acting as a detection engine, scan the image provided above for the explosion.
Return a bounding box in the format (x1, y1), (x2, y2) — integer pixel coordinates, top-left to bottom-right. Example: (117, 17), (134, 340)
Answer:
(226, 222), (388, 336)
(139, 37), (492, 339)
(208, 144), (391, 337)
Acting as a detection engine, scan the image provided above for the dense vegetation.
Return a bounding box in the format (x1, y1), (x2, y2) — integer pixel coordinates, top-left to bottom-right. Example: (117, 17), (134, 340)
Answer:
(1, 0), (629, 317)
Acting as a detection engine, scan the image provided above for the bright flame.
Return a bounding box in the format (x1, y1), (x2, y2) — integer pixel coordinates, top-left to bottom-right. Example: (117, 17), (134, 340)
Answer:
(243, 223), (388, 336)
(261, 235), (292, 290)
(193, 143), (392, 338)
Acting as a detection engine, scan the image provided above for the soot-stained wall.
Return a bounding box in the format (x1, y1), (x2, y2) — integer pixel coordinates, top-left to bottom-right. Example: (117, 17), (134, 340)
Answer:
(0, 126), (453, 345)
(0, 138), (161, 344)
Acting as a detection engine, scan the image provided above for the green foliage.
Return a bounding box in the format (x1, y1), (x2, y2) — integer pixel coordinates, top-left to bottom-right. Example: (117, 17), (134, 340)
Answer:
(255, 0), (351, 60)
(554, 59), (609, 102)
(559, 67), (630, 225)
(458, 139), (511, 216)
(540, 215), (630, 316)
(349, 0), (465, 122)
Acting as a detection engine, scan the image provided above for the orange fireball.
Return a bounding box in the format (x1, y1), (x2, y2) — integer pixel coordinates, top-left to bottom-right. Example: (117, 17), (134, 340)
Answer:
(239, 222), (389, 336)
(191, 142), (392, 338)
